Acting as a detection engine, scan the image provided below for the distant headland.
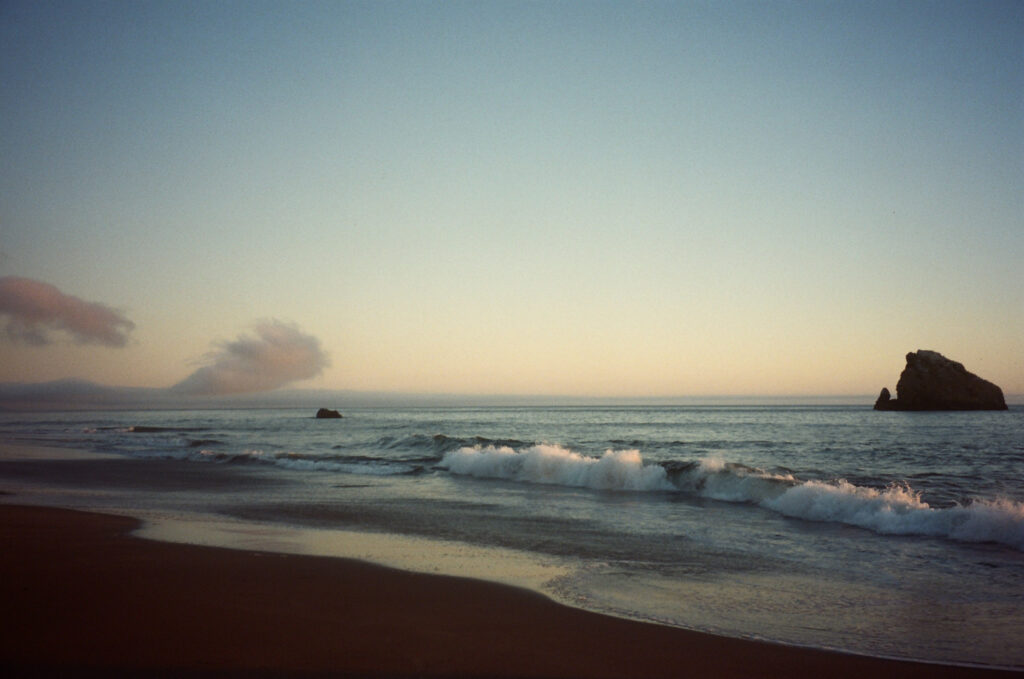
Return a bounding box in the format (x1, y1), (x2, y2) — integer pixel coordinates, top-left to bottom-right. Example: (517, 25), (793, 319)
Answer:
(874, 350), (1007, 411)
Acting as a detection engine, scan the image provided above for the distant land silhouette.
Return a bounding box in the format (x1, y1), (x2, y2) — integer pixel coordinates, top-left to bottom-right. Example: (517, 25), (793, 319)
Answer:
(0, 379), (940, 411)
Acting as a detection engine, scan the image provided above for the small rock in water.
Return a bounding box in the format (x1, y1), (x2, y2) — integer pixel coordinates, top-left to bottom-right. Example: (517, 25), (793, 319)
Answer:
(874, 350), (1007, 411)
(315, 408), (342, 419)
(874, 387), (892, 409)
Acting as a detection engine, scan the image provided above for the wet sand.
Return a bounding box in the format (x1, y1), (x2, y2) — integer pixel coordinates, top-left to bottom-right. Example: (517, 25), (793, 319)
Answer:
(1, 504), (1015, 677)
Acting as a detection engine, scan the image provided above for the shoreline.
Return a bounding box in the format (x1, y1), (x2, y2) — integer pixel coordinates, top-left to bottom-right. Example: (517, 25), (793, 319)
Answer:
(0, 439), (571, 594)
(1, 503), (1017, 677)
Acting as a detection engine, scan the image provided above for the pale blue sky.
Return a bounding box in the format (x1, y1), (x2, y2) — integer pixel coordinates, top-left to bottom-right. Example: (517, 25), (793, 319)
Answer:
(1, 0), (1021, 396)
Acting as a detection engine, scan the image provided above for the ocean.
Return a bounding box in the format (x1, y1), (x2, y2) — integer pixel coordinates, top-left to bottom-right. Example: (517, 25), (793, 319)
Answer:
(1, 404), (1022, 668)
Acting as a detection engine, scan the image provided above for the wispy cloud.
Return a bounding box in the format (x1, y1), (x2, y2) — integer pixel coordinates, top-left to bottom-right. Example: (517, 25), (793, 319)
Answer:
(0, 276), (134, 347)
(173, 320), (329, 395)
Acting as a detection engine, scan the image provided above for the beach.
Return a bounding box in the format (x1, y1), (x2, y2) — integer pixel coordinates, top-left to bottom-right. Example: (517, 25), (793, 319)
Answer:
(4, 0), (1022, 672)
(1, 503), (1016, 678)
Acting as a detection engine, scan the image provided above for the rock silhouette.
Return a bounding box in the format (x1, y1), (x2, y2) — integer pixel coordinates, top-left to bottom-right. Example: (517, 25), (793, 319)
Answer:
(874, 350), (1007, 411)
(315, 408), (342, 419)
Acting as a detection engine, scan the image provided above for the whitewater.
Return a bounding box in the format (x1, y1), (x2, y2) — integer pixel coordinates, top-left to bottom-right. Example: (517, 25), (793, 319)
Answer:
(439, 444), (1024, 551)
(1, 403), (1022, 667)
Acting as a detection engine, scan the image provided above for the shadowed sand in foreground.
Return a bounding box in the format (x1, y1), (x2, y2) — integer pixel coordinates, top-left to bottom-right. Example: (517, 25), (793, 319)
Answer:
(0, 504), (1015, 678)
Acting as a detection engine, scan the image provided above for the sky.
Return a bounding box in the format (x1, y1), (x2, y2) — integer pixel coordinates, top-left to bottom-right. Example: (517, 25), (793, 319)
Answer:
(1, 0), (1022, 398)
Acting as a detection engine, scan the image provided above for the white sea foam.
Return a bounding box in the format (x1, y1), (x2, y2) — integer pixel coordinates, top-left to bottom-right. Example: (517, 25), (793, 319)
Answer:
(946, 498), (1024, 548)
(763, 479), (935, 533)
(440, 444), (673, 491)
(442, 445), (1024, 551)
(764, 480), (1024, 550)
(681, 457), (1024, 550)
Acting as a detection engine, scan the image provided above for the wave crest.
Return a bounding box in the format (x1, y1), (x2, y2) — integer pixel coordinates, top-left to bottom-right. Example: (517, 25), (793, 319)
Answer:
(764, 481), (1024, 549)
(442, 445), (1024, 551)
(440, 444), (673, 491)
(668, 456), (798, 502)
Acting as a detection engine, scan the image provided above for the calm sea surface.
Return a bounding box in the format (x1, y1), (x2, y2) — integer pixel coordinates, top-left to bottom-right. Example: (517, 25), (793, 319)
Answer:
(2, 405), (1022, 667)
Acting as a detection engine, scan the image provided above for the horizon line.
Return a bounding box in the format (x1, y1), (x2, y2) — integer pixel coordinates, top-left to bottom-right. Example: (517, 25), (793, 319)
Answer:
(1, 379), (1022, 410)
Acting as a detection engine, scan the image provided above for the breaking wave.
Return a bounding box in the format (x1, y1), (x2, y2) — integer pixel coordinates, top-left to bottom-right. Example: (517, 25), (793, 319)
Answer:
(441, 445), (1024, 551)
(111, 422), (1024, 552)
(441, 444), (673, 491)
(764, 480), (1024, 549)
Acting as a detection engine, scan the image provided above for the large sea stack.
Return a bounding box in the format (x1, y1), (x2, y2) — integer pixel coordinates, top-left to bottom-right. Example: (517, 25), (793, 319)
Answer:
(874, 350), (1007, 411)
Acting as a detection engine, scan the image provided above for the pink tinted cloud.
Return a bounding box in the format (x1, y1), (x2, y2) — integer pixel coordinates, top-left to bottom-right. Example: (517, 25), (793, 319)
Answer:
(0, 276), (134, 347)
(174, 320), (329, 395)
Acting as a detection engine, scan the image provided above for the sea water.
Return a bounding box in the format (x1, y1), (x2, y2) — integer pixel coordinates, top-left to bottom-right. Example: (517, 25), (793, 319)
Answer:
(1, 404), (1022, 667)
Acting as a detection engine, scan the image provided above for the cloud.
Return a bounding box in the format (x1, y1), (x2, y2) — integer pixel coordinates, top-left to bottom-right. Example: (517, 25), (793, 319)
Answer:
(173, 320), (330, 395)
(0, 276), (135, 347)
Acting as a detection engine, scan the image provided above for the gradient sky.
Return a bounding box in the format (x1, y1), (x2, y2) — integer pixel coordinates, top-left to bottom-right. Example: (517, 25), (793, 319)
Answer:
(1, 0), (1022, 397)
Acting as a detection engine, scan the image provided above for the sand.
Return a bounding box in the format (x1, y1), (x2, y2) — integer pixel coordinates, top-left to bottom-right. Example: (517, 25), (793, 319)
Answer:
(0, 504), (1015, 677)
